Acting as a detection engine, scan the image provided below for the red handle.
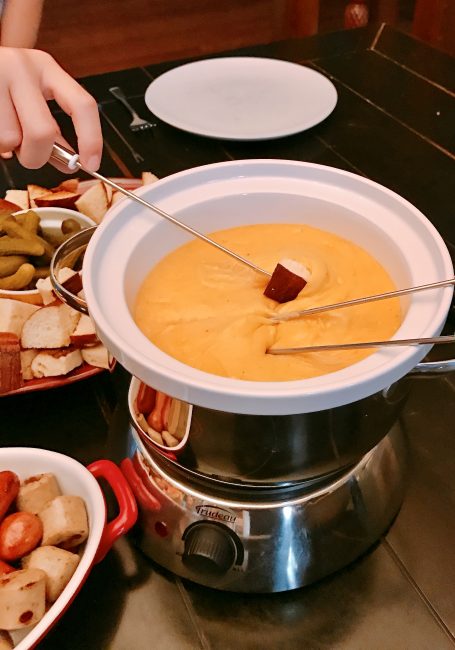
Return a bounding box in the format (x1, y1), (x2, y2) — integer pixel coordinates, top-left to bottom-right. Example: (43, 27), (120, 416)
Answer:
(87, 459), (138, 564)
(120, 457), (161, 513)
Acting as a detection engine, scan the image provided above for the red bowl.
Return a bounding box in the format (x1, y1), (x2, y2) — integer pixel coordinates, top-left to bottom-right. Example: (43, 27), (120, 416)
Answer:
(0, 447), (137, 649)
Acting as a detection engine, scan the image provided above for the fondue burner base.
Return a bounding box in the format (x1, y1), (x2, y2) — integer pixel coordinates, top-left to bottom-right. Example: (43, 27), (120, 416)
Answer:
(126, 425), (406, 593)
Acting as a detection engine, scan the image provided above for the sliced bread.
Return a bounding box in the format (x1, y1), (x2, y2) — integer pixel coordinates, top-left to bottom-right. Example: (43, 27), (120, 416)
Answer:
(31, 348), (83, 378)
(75, 181), (108, 224)
(70, 314), (98, 347)
(0, 299), (40, 337)
(20, 349), (39, 381)
(81, 344), (111, 370)
(36, 268), (79, 305)
(5, 190), (29, 211)
(21, 303), (81, 349)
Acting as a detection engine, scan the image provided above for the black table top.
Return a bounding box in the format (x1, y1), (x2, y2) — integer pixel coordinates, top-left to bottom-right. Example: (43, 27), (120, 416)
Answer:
(1, 24), (455, 650)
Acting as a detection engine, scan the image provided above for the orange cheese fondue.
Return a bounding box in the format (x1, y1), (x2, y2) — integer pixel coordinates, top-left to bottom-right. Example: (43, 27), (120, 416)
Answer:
(134, 223), (401, 381)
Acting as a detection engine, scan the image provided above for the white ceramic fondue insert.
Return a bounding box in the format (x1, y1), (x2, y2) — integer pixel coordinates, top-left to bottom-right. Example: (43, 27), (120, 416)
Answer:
(82, 160), (453, 415)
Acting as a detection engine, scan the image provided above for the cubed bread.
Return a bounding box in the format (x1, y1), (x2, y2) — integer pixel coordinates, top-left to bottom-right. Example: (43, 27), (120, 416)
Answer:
(20, 349), (39, 381)
(110, 191), (124, 205)
(34, 191), (80, 208)
(0, 299), (39, 337)
(81, 344), (111, 370)
(75, 181), (108, 224)
(31, 348), (83, 378)
(17, 473), (62, 515)
(70, 314), (98, 347)
(53, 179), (79, 194)
(38, 496), (89, 548)
(27, 185), (49, 208)
(5, 190), (29, 211)
(103, 182), (113, 204)
(0, 568), (46, 630)
(36, 267), (78, 305)
(22, 545), (80, 602)
(21, 303), (81, 349)
(141, 171), (159, 185)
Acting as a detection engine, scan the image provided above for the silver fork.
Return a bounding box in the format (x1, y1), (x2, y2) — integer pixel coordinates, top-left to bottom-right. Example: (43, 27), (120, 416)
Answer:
(109, 86), (156, 132)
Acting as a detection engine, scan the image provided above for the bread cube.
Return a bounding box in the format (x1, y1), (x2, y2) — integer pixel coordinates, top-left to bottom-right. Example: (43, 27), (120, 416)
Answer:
(21, 303), (81, 349)
(0, 300), (39, 337)
(31, 348), (83, 378)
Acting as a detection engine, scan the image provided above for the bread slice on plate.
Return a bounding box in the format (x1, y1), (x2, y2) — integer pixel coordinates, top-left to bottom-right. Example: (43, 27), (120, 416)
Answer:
(21, 304), (81, 349)
(5, 189), (29, 211)
(70, 314), (98, 347)
(141, 171), (159, 185)
(75, 181), (108, 224)
(0, 299), (40, 337)
(27, 184), (49, 208)
(21, 349), (39, 381)
(31, 348), (83, 378)
(81, 344), (111, 370)
(36, 268), (79, 306)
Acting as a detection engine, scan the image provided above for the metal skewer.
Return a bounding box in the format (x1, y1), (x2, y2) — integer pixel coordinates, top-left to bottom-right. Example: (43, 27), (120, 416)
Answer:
(267, 334), (455, 355)
(50, 143), (271, 278)
(271, 277), (455, 322)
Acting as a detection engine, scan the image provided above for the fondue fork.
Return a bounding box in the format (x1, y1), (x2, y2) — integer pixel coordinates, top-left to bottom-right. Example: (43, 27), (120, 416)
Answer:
(50, 143), (271, 278)
(270, 277), (455, 322)
(267, 334), (455, 355)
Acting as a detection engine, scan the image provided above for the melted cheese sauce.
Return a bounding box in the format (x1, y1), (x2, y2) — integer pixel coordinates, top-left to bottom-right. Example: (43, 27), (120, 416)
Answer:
(134, 223), (401, 381)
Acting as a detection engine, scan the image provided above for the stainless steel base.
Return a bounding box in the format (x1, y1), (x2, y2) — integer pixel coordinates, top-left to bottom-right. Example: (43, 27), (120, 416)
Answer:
(125, 425), (406, 593)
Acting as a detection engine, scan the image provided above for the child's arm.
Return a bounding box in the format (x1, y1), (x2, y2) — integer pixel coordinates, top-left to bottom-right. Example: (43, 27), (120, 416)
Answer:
(0, 0), (45, 48)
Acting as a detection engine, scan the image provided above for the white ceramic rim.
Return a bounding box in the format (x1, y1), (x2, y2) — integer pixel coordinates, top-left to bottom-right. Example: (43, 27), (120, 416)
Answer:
(83, 160), (454, 415)
(0, 447), (105, 650)
(144, 57), (338, 140)
(0, 207), (96, 299)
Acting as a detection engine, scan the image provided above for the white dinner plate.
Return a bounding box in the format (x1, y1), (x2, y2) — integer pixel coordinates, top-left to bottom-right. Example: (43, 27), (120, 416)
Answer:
(144, 57), (338, 140)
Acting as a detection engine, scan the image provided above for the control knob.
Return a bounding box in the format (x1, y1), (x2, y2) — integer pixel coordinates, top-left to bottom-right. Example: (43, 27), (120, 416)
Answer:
(182, 522), (238, 576)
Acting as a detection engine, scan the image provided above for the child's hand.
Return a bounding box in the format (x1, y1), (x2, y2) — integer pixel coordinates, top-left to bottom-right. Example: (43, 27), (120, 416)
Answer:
(0, 47), (102, 170)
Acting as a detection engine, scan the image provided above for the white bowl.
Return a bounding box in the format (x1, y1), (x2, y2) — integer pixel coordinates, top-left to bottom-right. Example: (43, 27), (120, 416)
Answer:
(81, 160), (453, 415)
(0, 447), (137, 650)
(0, 207), (95, 305)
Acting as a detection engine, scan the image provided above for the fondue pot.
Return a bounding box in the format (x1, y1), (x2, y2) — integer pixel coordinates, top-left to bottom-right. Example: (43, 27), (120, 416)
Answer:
(52, 160), (454, 591)
(52, 160), (454, 415)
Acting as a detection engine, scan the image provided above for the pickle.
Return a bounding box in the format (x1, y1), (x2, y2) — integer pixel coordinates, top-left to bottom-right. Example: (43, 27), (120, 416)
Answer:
(32, 266), (50, 280)
(0, 255), (27, 278)
(2, 217), (54, 261)
(0, 263), (35, 290)
(33, 254), (51, 268)
(43, 232), (65, 248)
(61, 218), (81, 235)
(0, 215), (13, 233)
(0, 237), (44, 256)
(15, 210), (40, 234)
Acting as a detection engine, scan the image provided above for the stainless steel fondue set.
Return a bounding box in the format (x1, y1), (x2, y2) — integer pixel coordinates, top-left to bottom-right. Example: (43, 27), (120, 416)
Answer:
(51, 153), (455, 592)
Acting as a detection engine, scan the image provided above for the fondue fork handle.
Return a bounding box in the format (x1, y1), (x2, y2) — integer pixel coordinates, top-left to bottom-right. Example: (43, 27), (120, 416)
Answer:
(50, 143), (271, 278)
(272, 277), (455, 322)
(267, 335), (455, 355)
